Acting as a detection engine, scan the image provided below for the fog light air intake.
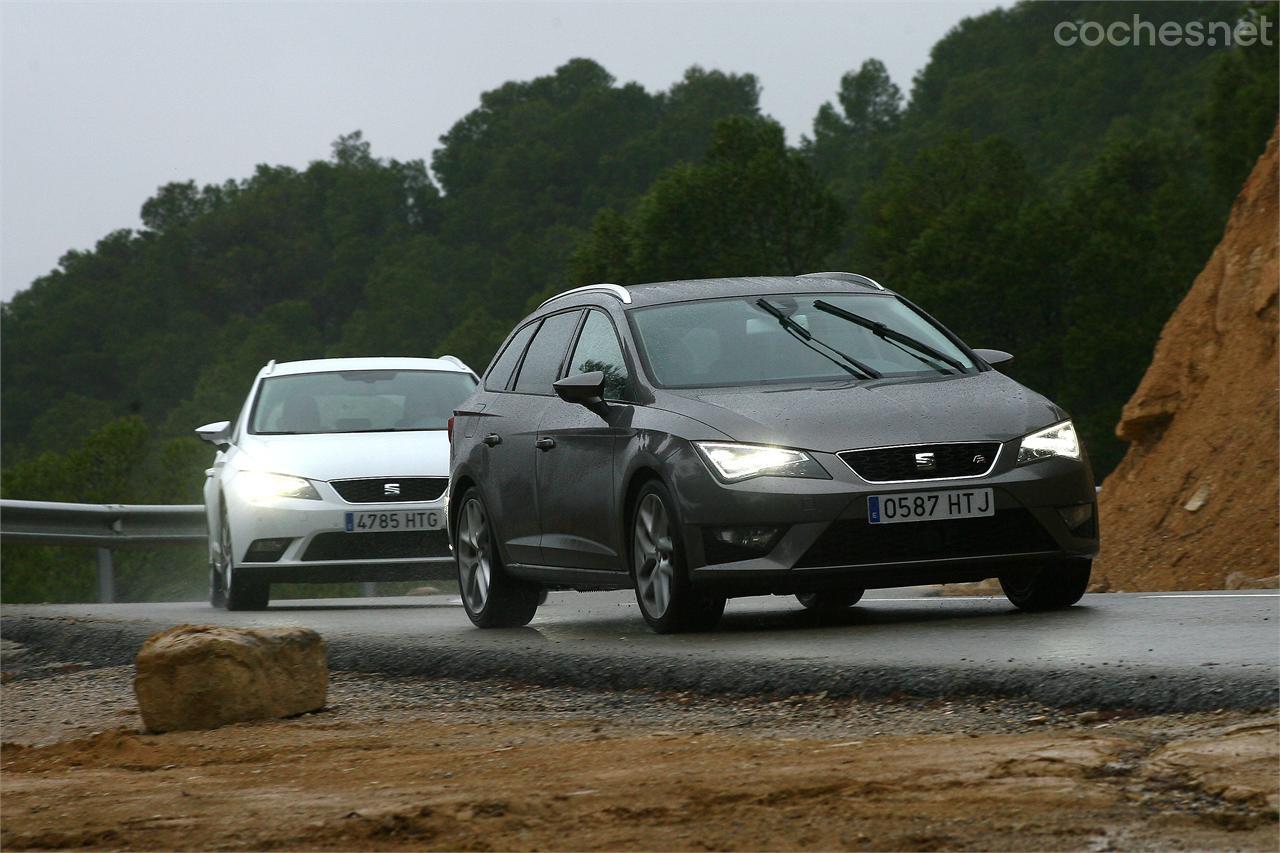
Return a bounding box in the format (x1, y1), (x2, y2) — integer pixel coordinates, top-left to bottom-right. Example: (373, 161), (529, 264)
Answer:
(702, 525), (785, 564)
(245, 538), (292, 562)
(1058, 503), (1096, 538)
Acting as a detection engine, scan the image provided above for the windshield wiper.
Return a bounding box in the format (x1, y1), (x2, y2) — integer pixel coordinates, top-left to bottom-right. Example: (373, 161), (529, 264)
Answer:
(755, 299), (882, 380)
(812, 299), (968, 374)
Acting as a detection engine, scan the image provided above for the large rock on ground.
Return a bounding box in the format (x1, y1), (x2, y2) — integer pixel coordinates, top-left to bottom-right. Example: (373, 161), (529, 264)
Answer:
(1094, 126), (1278, 591)
(134, 625), (327, 733)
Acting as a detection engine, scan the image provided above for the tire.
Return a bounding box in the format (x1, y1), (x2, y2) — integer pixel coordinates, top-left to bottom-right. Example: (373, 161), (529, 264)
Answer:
(796, 588), (865, 612)
(208, 561), (226, 608)
(1000, 559), (1092, 612)
(455, 488), (539, 628)
(219, 507), (269, 611)
(630, 480), (725, 634)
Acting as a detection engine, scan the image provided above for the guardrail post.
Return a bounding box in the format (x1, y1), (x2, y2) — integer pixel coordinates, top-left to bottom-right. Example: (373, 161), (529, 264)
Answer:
(95, 548), (115, 603)
(360, 582), (377, 598)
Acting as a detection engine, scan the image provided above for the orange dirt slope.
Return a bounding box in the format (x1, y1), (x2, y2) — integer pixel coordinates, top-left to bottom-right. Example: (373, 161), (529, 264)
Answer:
(1094, 125), (1279, 591)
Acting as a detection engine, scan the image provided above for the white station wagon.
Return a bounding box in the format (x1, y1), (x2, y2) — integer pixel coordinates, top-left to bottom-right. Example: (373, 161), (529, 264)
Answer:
(196, 356), (477, 609)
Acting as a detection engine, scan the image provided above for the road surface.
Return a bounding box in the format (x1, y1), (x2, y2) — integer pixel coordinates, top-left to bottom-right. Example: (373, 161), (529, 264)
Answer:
(3, 589), (1276, 711)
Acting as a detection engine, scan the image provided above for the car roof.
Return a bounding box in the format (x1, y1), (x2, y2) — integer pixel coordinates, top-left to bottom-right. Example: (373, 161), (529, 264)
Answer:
(259, 356), (474, 379)
(625, 275), (891, 308)
(537, 274), (893, 313)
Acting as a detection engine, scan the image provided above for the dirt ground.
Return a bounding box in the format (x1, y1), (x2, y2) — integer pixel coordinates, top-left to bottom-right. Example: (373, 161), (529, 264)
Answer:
(2, 665), (1277, 852)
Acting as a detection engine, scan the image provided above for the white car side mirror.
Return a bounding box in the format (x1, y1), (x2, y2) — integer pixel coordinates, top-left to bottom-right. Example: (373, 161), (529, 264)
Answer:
(195, 420), (233, 451)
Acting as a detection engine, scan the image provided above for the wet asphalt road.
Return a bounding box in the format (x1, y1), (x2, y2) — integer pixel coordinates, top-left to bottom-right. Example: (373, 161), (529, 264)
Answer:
(3, 589), (1276, 712)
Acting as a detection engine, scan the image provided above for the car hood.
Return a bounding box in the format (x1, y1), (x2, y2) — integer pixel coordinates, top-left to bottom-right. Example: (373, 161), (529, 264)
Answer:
(234, 430), (449, 481)
(657, 371), (1066, 453)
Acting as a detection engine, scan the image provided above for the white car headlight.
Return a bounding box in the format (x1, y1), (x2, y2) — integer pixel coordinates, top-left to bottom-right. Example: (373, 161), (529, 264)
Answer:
(694, 442), (828, 483)
(1016, 420), (1081, 466)
(235, 471), (321, 502)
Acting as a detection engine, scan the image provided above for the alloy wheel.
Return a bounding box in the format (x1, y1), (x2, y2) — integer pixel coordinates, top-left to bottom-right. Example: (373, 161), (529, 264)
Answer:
(633, 493), (675, 619)
(457, 498), (492, 613)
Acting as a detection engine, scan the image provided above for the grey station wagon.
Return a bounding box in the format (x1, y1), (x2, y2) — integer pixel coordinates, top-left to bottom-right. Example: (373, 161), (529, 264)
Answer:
(448, 273), (1098, 633)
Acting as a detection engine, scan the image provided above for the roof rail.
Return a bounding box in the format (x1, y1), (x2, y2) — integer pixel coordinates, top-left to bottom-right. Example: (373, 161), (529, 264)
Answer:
(437, 354), (473, 373)
(264, 359), (277, 374)
(799, 271), (886, 291)
(538, 283), (632, 308)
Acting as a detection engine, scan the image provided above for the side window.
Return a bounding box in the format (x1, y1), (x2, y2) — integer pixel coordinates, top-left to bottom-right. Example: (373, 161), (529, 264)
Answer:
(512, 310), (582, 395)
(485, 321), (539, 392)
(568, 310), (631, 400)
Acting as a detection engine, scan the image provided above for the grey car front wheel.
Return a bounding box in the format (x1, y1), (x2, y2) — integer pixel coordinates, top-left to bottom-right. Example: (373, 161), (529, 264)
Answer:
(633, 493), (676, 619)
(1000, 559), (1091, 611)
(630, 481), (724, 634)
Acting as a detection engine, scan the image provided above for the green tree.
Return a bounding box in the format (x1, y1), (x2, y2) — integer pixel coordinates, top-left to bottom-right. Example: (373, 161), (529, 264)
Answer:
(1200, 2), (1280, 202)
(808, 58), (903, 181)
(574, 116), (844, 284)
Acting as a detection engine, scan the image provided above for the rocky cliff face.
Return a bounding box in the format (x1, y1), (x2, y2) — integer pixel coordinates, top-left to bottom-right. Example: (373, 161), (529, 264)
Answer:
(1093, 126), (1278, 591)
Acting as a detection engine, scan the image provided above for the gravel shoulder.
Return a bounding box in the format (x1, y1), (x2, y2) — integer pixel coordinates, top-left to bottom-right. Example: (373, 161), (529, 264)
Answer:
(2, 654), (1276, 852)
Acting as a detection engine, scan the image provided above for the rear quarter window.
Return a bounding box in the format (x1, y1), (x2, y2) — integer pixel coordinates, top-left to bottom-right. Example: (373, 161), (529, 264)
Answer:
(512, 310), (583, 395)
(485, 321), (539, 391)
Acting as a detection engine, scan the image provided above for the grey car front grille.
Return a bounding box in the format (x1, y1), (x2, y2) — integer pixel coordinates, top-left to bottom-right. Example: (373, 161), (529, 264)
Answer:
(839, 442), (1000, 482)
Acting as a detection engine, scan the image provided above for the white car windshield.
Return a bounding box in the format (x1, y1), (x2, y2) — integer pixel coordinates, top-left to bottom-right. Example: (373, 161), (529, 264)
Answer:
(250, 369), (476, 434)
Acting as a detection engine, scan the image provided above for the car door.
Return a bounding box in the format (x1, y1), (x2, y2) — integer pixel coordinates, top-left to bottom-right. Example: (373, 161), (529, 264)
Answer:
(535, 309), (634, 572)
(477, 309), (583, 567)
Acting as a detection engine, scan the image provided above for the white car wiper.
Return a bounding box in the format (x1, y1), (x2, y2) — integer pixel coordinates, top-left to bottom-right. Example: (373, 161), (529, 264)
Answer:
(812, 299), (968, 374)
(755, 299), (882, 380)
(344, 427), (444, 433)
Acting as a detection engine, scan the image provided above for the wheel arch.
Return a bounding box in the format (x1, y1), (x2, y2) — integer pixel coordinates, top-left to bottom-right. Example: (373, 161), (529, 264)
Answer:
(448, 474), (477, 542)
(620, 465), (668, 570)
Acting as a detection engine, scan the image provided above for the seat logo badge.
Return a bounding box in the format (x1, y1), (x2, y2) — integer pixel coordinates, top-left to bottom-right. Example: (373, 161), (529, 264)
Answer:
(384, 483), (401, 496)
(972, 454), (987, 465)
(914, 452), (936, 471)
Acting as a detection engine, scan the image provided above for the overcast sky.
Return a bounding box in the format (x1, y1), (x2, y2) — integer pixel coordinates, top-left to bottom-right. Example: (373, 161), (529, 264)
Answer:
(1, 1), (998, 302)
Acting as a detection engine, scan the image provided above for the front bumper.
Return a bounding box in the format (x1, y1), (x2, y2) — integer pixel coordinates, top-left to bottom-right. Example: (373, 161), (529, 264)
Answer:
(225, 488), (454, 584)
(675, 443), (1097, 594)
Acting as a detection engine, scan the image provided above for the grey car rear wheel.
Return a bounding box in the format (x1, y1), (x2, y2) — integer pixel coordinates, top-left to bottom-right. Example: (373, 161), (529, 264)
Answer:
(796, 589), (865, 612)
(456, 488), (539, 628)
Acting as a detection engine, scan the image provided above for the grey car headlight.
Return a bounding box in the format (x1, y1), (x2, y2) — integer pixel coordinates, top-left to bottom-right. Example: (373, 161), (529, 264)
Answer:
(235, 471), (322, 502)
(1016, 420), (1081, 466)
(694, 442), (829, 483)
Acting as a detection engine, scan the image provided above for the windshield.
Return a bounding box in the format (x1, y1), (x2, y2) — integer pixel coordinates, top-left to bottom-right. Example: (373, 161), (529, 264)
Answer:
(250, 369), (477, 434)
(629, 293), (976, 388)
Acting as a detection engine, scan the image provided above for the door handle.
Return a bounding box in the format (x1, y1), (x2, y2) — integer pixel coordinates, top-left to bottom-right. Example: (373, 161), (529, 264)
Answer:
(483, 433), (502, 447)
(535, 437), (557, 451)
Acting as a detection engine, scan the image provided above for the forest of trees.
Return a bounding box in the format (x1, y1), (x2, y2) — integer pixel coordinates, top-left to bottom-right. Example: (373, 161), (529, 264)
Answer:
(2, 1), (1276, 601)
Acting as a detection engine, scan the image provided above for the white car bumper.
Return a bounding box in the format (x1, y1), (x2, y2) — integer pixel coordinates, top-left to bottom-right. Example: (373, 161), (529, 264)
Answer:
(225, 487), (453, 584)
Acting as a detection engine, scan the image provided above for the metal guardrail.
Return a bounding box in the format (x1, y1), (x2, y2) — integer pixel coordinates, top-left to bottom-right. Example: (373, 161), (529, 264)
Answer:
(0, 500), (207, 603)
(0, 489), (1103, 604)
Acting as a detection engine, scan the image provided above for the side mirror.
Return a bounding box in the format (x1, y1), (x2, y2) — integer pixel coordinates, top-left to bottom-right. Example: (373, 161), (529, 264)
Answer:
(973, 348), (1014, 367)
(195, 420), (233, 451)
(553, 371), (607, 415)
